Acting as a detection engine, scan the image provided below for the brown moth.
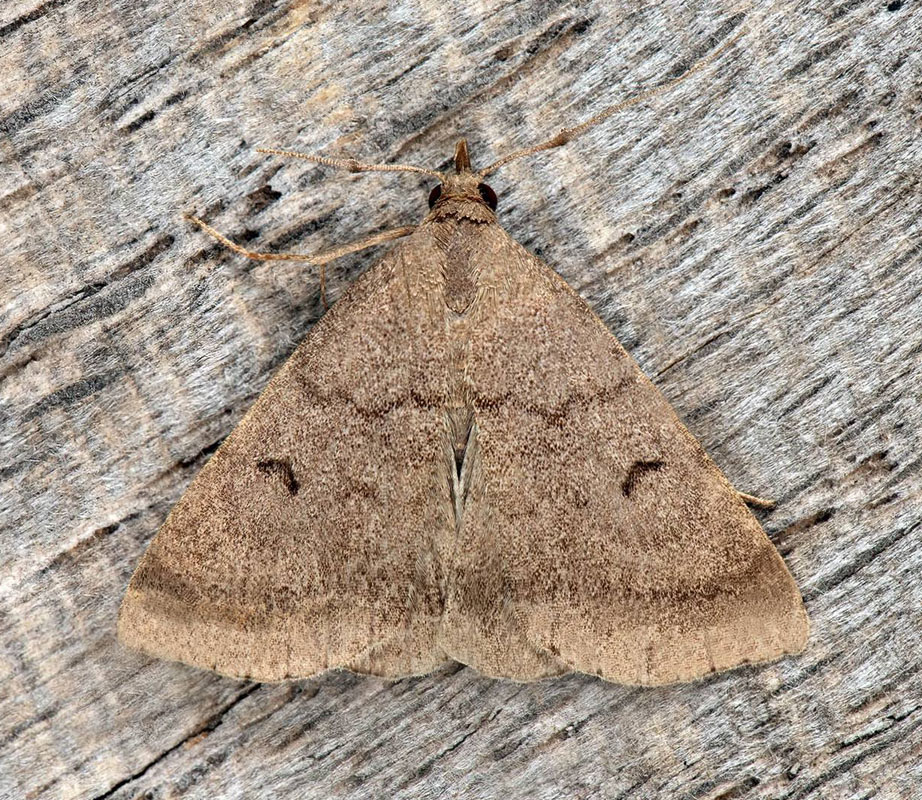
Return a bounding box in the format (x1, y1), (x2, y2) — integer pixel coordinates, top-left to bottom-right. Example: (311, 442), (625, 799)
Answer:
(118, 33), (808, 686)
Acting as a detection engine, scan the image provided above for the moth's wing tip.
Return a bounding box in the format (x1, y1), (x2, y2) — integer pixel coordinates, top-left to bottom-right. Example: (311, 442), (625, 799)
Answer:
(114, 589), (300, 682)
(118, 586), (450, 683)
(114, 586), (145, 648)
(533, 583), (812, 688)
(786, 602), (811, 654)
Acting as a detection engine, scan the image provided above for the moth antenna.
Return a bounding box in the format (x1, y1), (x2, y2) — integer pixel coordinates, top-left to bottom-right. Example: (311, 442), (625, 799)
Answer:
(479, 18), (748, 177)
(185, 214), (416, 265)
(256, 147), (444, 179)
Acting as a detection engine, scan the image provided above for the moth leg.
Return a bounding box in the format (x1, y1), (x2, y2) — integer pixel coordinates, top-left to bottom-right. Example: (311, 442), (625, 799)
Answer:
(737, 490), (775, 510)
(185, 214), (415, 266)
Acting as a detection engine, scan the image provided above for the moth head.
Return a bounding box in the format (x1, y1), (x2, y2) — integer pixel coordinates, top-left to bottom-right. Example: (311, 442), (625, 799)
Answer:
(427, 139), (498, 217)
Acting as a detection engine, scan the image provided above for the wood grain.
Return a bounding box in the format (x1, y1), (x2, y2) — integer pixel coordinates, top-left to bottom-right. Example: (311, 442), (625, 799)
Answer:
(2, 1), (920, 798)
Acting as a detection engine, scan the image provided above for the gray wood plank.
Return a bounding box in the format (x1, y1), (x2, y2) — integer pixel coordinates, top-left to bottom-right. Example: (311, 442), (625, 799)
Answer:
(2, 1), (920, 798)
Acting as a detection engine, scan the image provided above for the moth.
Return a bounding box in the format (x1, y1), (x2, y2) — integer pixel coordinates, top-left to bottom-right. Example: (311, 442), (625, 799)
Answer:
(119, 30), (808, 685)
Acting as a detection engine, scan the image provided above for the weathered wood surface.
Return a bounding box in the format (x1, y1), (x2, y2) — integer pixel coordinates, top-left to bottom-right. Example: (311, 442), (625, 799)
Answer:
(2, 0), (921, 797)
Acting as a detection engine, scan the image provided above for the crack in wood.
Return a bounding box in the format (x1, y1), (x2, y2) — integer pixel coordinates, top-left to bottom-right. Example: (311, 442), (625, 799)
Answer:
(90, 685), (260, 800)
(805, 518), (921, 601)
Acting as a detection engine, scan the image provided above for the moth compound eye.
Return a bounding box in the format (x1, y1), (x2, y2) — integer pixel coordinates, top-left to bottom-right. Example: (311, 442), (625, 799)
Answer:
(477, 182), (498, 211)
(428, 184), (442, 208)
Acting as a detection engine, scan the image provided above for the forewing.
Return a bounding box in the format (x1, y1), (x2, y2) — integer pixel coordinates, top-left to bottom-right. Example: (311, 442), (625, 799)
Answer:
(440, 227), (808, 685)
(119, 233), (455, 681)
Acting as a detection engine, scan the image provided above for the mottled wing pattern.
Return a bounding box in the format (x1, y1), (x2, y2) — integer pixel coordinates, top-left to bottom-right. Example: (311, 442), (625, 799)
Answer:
(118, 234), (456, 681)
(440, 224), (808, 685)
